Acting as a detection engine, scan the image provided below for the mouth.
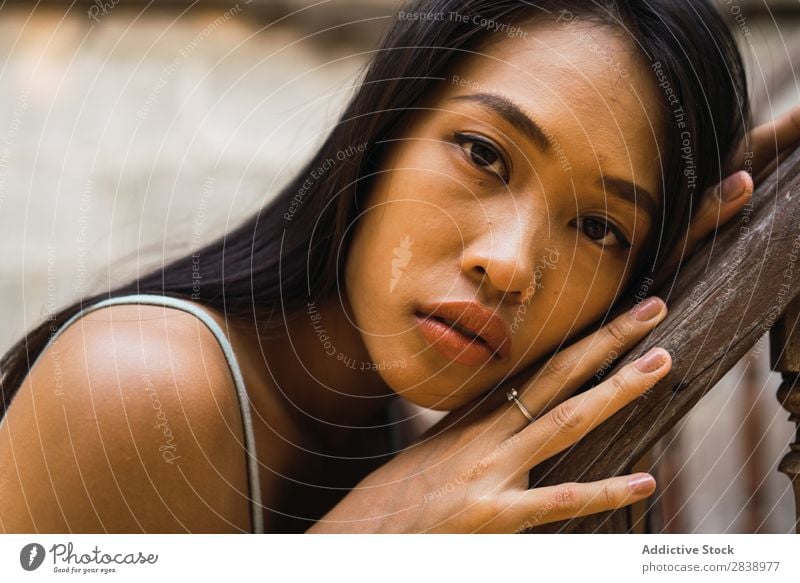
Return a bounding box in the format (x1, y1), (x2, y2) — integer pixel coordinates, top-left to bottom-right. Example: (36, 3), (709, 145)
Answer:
(414, 300), (512, 367)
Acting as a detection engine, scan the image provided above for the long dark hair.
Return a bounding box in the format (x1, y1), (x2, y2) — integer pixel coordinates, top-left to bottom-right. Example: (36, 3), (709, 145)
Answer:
(0, 0), (749, 416)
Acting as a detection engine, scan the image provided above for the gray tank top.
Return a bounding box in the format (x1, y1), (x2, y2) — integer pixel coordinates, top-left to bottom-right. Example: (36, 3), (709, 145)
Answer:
(21, 293), (265, 533)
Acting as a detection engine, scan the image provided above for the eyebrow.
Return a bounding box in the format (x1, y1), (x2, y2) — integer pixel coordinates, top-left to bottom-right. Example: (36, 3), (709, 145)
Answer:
(448, 91), (659, 221)
(447, 92), (552, 152)
(598, 176), (658, 222)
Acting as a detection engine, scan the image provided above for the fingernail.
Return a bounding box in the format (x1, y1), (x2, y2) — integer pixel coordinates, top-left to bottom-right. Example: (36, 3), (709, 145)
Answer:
(628, 474), (656, 495)
(721, 172), (749, 202)
(631, 297), (663, 322)
(636, 347), (667, 372)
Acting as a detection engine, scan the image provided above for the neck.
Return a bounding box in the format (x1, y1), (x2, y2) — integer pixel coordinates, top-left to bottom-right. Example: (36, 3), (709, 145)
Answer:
(253, 293), (397, 449)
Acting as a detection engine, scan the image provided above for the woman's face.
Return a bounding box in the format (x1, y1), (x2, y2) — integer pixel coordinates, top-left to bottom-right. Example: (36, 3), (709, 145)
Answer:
(344, 20), (664, 410)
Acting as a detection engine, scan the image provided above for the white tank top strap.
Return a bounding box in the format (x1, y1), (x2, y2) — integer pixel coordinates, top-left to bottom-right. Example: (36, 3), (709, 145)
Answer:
(27, 293), (264, 534)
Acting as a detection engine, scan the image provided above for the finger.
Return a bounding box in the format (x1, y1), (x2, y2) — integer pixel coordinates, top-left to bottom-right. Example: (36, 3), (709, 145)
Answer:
(506, 346), (671, 473)
(651, 171), (754, 290)
(688, 171), (754, 246)
(498, 473), (656, 532)
(493, 297), (667, 434)
(753, 144), (799, 186)
(746, 105), (800, 174)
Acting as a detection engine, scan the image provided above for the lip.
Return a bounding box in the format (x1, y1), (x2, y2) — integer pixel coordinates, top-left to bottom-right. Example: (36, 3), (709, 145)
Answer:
(415, 300), (512, 366)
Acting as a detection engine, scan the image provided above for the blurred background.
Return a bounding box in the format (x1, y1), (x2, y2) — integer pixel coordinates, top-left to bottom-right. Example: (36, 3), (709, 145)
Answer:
(0, 0), (798, 533)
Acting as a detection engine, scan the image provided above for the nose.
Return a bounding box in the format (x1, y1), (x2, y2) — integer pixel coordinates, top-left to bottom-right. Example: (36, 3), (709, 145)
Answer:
(461, 217), (546, 304)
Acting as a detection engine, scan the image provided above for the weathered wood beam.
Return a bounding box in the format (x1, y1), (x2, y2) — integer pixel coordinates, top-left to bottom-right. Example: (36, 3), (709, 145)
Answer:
(522, 145), (800, 533)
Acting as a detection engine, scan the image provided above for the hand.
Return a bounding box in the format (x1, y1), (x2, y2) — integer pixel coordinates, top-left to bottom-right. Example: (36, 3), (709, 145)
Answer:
(306, 296), (670, 533)
(654, 105), (800, 288)
(735, 105), (800, 185)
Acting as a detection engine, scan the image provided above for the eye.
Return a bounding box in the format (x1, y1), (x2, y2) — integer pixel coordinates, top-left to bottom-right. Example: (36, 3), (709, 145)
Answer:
(452, 132), (510, 183)
(574, 216), (632, 250)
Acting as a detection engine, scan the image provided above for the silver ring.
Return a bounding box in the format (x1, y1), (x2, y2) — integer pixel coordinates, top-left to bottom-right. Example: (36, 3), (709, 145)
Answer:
(506, 388), (535, 424)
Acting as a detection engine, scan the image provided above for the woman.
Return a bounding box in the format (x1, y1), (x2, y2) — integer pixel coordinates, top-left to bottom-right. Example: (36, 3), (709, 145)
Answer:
(1, 0), (799, 533)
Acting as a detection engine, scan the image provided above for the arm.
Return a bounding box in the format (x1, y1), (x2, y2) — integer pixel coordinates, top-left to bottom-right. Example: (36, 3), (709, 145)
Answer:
(0, 304), (251, 533)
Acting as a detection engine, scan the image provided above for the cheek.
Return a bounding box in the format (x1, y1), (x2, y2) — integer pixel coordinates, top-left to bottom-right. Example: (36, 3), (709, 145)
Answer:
(343, 219), (384, 326)
(508, 248), (623, 364)
(347, 169), (469, 292)
(345, 201), (458, 323)
(343, 201), (423, 336)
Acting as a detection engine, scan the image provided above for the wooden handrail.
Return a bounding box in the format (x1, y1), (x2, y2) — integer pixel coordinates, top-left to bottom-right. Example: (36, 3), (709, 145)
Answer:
(519, 146), (800, 533)
(770, 297), (800, 533)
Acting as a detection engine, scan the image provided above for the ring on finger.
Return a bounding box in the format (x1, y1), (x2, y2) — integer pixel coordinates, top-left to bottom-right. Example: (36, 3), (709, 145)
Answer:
(506, 388), (536, 424)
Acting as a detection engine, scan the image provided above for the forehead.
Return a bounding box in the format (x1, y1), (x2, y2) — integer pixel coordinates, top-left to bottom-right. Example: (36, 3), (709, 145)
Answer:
(441, 20), (664, 196)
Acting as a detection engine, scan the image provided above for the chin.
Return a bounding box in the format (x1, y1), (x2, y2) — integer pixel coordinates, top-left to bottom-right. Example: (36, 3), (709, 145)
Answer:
(368, 353), (485, 411)
(353, 301), (494, 409)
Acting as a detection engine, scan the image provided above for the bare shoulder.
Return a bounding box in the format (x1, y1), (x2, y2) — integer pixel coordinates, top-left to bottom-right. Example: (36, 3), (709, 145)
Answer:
(0, 302), (252, 533)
